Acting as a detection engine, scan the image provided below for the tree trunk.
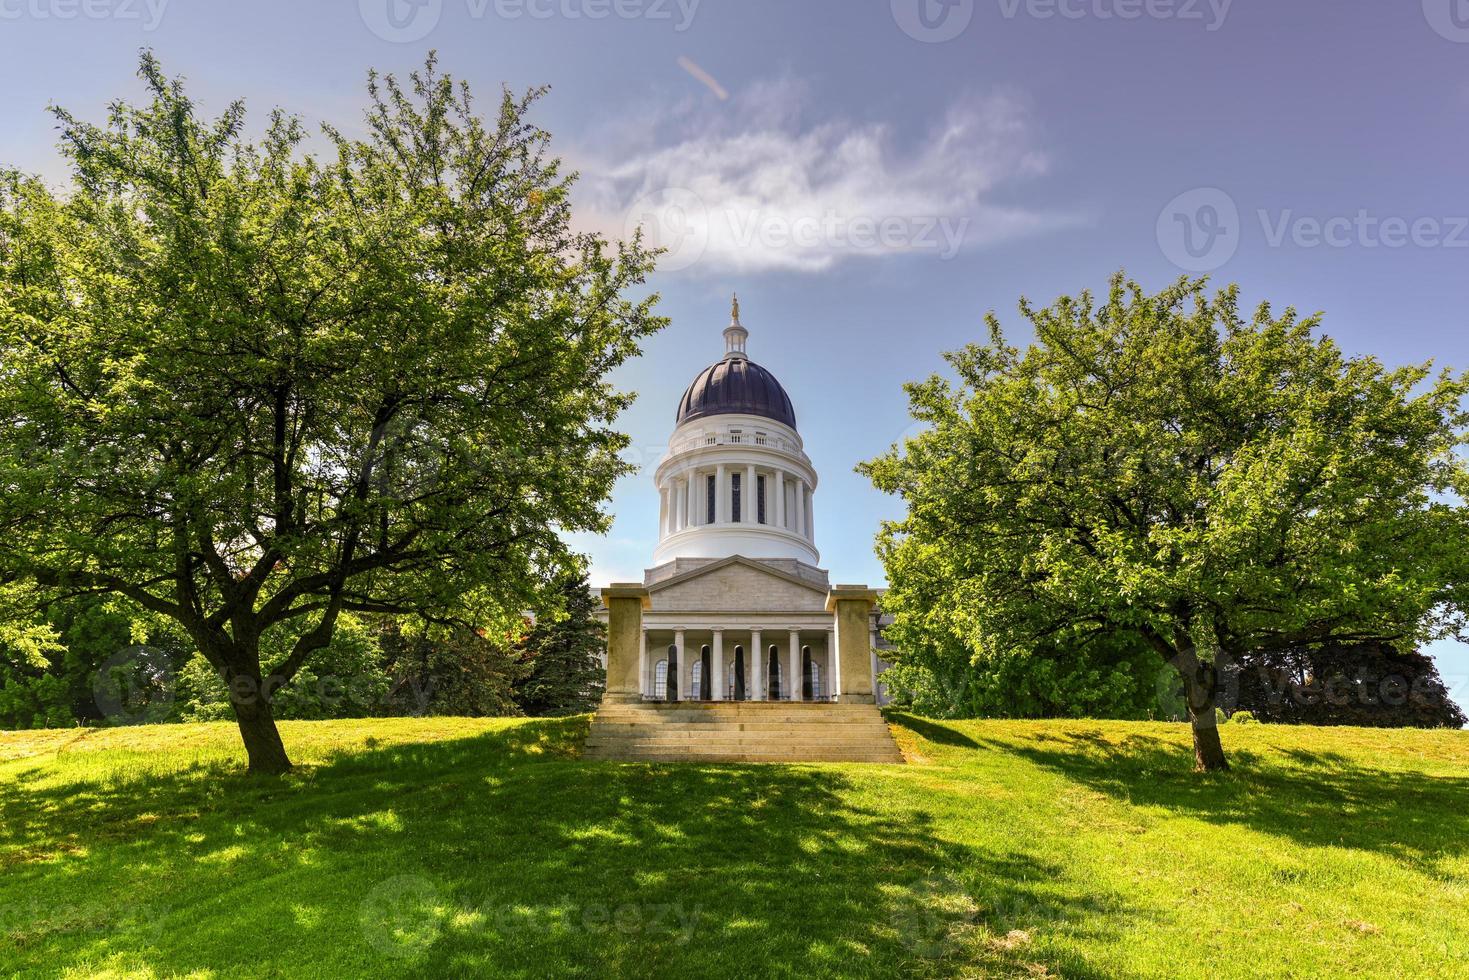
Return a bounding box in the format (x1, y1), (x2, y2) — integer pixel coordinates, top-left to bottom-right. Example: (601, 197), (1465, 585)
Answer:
(1189, 706), (1230, 772)
(232, 695), (293, 775)
(1178, 656), (1230, 773)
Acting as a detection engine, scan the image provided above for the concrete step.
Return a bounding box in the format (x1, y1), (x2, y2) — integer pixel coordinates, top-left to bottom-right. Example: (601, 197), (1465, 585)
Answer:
(583, 747), (904, 763)
(581, 700), (904, 764)
(586, 736), (894, 747)
(589, 719), (892, 731)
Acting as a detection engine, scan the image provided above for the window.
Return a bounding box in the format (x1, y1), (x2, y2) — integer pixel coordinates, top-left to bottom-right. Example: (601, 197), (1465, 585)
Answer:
(757, 475), (766, 524)
(705, 433), (717, 446)
(754, 432), (768, 446)
(730, 429), (742, 444)
(654, 660), (668, 699)
(810, 660), (824, 699)
(706, 474), (716, 524)
(691, 660), (702, 699)
(731, 472), (742, 523)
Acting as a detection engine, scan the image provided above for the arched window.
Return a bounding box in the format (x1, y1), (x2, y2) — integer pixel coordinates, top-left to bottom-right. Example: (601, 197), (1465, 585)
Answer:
(691, 660), (702, 699)
(810, 660), (824, 700)
(654, 660), (669, 700)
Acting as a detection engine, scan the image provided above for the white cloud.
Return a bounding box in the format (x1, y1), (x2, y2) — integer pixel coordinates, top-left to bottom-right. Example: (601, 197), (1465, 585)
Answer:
(574, 77), (1078, 274)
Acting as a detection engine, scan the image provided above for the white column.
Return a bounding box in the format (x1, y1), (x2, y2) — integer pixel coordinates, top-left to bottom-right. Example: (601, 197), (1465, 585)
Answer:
(683, 474), (694, 528)
(675, 629), (687, 700)
(716, 464), (727, 524)
(775, 470), (786, 529)
(795, 481), (806, 537)
(751, 630), (764, 700)
(659, 488), (670, 537)
(826, 628), (836, 699)
(639, 628), (649, 698)
(788, 631), (802, 702)
(806, 490), (815, 542)
(745, 464), (756, 524)
(712, 629), (725, 701)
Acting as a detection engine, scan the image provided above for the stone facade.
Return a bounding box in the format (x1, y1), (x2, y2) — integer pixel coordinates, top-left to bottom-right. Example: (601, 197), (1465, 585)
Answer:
(599, 299), (888, 707)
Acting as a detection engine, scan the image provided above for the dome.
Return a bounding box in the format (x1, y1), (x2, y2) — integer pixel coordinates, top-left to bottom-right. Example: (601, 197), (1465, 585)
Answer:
(676, 357), (797, 430)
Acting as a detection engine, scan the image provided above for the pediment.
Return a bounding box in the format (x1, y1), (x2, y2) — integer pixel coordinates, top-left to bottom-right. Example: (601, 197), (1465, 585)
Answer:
(647, 556), (829, 613)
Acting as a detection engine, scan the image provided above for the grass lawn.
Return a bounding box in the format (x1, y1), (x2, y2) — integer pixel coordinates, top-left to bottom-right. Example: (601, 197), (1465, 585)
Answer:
(2, 715), (1466, 978)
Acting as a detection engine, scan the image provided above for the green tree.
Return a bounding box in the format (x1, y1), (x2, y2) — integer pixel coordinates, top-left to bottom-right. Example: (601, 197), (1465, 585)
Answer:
(513, 571), (606, 716)
(882, 630), (1162, 721)
(0, 54), (662, 773)
(862, 275), (1469, 770)
(0, 597), (190, 730)
(378, 620), (527, 718)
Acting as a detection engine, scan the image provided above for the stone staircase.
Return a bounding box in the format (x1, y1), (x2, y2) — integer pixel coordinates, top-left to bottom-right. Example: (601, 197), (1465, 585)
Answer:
(582, 701), (905, 764)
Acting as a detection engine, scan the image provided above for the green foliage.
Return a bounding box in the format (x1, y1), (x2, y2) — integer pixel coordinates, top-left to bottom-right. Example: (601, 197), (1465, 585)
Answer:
(863, 274), (1469, 768)
(0, 53), (661, 769)
(513, 571), (606, 716)
(175, 615), (393, 722)
(1232, 711), (1257, 724)
(882, 632), (1160, 720)
(378, 621), (527, 718)
(1235, 641), (1466, 729)
(0, 598), (190, 730)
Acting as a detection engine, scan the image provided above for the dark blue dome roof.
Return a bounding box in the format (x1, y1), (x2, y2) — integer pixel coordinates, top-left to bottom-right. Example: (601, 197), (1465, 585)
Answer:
(677, 357), (797, 430)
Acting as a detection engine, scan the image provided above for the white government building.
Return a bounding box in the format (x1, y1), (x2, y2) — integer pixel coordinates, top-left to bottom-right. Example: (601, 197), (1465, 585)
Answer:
(598, 297), (893, 706)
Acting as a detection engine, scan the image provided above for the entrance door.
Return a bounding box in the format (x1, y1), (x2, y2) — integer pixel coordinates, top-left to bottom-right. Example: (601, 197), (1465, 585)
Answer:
(733, 647), (746, 701)
(802, 647), (814, 700)
(700, 646), (712, 700)
(667, 645), (679, 702)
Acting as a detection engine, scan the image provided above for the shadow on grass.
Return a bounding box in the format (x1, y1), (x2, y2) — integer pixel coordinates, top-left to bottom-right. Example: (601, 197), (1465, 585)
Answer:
(950, 724), (1469, 870)
(887, 713), (981, 749)
(0, 718), (1138, 979)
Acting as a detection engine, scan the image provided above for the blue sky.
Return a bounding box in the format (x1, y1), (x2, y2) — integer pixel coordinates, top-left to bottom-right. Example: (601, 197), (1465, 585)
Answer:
(3, 0), (1467, 704)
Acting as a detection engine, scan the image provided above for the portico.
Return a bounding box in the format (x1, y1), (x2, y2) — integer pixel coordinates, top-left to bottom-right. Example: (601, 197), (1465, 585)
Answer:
(589, 298), (898, 763)
(640, 624), (834, 702)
